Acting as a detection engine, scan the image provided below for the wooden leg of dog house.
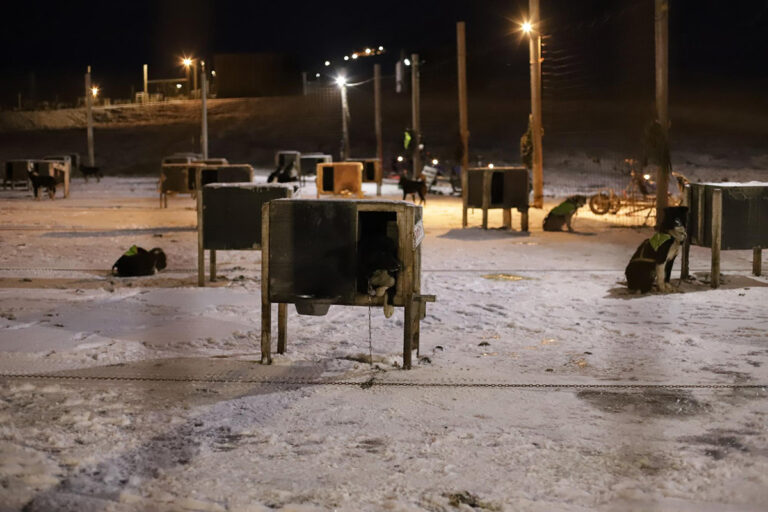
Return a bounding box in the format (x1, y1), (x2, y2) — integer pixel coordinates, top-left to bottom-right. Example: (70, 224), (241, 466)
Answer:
(277, 303), (287, 354)
(261, 302), (272, 364)
(521, 210), (529, 232)
(711, 189), (722, 289)
(209, 250), (216, 282)
(403, 295), (415, 369)
(261, 205), (272, 364)
(481, 170), (490, 230)
(754, 247), (762, 277)
(503, 209), (512, 230)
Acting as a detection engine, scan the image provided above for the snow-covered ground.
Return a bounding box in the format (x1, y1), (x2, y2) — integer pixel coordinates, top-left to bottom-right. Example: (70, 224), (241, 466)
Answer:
(0, 174), (766, 512)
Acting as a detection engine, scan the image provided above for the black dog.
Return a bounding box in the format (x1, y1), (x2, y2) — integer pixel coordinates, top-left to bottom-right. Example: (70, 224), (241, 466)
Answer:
(398, 174), (427, 205)
(112, 246), (167, 277)
(27, 171), (57, 200)
(543, 195), (587, 232)
(625, 206), (688, 293)
(268, 162), (298, 183)
(81, 165), (102, 183)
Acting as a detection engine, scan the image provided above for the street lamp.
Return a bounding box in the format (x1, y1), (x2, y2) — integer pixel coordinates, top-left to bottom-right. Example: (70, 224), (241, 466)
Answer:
(91, 86), (99, 98)
(181, 56), (198, 94)
(521, 17), (544, 208)
(336, 75), (350, 160)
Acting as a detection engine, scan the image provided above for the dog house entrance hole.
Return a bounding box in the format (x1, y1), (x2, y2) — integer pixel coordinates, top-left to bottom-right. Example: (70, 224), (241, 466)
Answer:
(356, 211), (399, 296)
(491, 172), (505, 205)
(321, 166), (335, 192)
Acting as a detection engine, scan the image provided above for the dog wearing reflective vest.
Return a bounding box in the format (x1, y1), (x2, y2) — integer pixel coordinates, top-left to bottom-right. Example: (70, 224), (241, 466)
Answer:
(625, 206), (688, 293)
(543, 195), (587, 232)
(112, 245), (167, 277)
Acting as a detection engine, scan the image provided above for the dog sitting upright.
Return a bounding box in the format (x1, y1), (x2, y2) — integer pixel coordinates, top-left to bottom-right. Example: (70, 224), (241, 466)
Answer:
(27, 170), (57, 200)
(543, 195), (587, 232)
(625, 206), (688, 293)
(398, 174), (427, 205)
(112, 245), (167, 277)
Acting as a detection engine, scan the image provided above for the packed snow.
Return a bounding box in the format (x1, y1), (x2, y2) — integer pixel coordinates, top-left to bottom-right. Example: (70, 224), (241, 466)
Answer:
(0, 171), (766, 512)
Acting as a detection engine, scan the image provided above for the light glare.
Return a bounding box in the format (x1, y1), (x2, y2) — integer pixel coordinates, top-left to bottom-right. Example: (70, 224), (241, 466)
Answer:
(335, 76), (347, 87)
(521, 21), (533, 34)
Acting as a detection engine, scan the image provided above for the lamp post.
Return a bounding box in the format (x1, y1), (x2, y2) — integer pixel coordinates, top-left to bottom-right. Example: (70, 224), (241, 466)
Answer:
(522, 10), (544, 209)
(336, 75), (350, 161)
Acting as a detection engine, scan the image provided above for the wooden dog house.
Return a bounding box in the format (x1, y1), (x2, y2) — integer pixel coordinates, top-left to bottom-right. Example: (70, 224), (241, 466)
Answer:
(347, 158), (383, 196)
(160, 163), (254, 207)
(260, 198), (434, 368)
(197, 182), (293, 286)
(682, 183), (768, 287)
(316, 162), (364, 198)
(464, 166), (530, 231)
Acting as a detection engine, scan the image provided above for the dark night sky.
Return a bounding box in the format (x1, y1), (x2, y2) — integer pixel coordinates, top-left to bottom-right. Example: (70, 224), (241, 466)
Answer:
(1, 0), (767, 106)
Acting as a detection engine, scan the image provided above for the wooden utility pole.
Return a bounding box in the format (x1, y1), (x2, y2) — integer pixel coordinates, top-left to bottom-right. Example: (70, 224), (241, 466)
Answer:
(201, 61), (208, 159)
(411, 53), (421, 179)
(84, 66), (95, 167)
(529, 0), (544, 208)
(374, 64), (383, 182)
(340, 82), (350, 160)
(142, 64), (148, 102)
(457, 22), (470, 227)
(655, 0), (670, 226)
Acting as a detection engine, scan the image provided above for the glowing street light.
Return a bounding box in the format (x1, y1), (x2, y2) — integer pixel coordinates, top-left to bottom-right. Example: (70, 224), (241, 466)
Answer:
(182, 57), (193, 68)
(432, 158), (439, 166)
(344, 55), (350, 61)
(335, 75), (347, 87)
(521, 21), (533, 34)
(488, 163), (495, 169)
(91, 86), (99, 97)
(403, 58), (411, 66)
(351, 53), (359, 59)
(324, 60), (330, 66)
(397, 155), (404, 163)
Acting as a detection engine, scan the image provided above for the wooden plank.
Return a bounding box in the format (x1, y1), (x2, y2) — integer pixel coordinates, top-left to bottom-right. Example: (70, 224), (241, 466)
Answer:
(521, 210), (529, 232)
(261, 202), (272, 364)
(209, 249), (216, 282)
(481, 170), (490, 229)
(277, 303), (287, 354)
(503, 209), (512, 230)
(696, 186), (705, 244)
(196, 168), (204, 287)
(401, 208), (414, 369)
(681, 185), (691, 279)
(711, 188), (722, 289)
(754, 247), (763, 277)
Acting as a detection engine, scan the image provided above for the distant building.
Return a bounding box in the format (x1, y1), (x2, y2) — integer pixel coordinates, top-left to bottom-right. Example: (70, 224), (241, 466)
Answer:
(214, 53), (302, 98)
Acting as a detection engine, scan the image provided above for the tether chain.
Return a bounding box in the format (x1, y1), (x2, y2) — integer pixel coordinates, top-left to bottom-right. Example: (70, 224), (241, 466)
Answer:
(0, 372), (764, 391)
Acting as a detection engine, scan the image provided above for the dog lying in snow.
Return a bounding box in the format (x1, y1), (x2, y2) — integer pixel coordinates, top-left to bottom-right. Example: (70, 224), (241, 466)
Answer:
(27, 170), (57, 200)
(543, 195), (587, 232)
(625, 206), (688, 293)
(112, 246), (167, 277)
(398, 174), (427, 205)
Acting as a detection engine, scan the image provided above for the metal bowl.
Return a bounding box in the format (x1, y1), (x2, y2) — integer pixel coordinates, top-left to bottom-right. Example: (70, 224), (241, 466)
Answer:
(294, 295), (338, 316)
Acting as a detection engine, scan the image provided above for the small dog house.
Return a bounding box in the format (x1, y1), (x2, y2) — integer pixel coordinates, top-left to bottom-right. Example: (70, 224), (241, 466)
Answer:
(260, 198), (434, 368)
(683, 183), (768, 287)
(197, 182), (293, 286)
(316, 162), (364, 198)
(160, 163), (254, 208)
(40, 156), (72, 197)
(464, 166), (530, 231)
(347, 158), (383, 196)
(3, 160), (34, 190)
(275, 150), (302, 176)
(299, 153), (332, 177)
